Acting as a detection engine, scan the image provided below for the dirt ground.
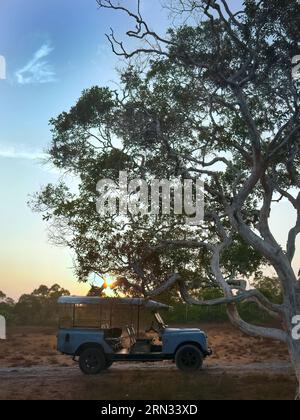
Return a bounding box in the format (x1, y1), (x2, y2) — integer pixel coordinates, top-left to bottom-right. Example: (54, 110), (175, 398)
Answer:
(0, 323), (295, 400)
(0, 323), (289, 368)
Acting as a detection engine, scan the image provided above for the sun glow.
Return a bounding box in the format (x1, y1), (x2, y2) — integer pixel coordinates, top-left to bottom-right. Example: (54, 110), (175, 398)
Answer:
(104, 276), (114, 288)
(103, 275), (116, 296)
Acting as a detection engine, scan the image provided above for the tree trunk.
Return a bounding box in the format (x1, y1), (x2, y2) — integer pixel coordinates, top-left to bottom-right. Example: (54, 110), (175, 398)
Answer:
(287, 336), (300, 400)
(288, 337), (300, 401)
(285, 290), (300, 400)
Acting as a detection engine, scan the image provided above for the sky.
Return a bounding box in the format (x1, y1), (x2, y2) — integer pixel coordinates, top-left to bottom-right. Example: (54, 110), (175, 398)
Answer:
(0, 0), (299, 300)
(0, 0), (170, 299)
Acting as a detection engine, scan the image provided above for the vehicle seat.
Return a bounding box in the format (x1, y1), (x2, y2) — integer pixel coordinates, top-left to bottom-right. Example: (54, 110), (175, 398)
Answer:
(126, 325), (137, 348)
(104, 328), (122, 339)
(104, 328), (123, 352)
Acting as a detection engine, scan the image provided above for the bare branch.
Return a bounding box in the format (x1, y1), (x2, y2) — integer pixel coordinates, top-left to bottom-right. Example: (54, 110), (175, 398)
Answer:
(183, 155), (232, 168)
(106, 29), (169, 59)
(269, 123), (300, 159)
(287, 193), (300, 262)
(98, 0), (175, 59)
(227, 304), (287, 343)
(204, 0), (250, 52)
(117, 271), (283, 321)
(258, 175), (278, 245)
(159, 239), (213, 251)
(219, 0), (244, 29)
(231, 86), (262, 155)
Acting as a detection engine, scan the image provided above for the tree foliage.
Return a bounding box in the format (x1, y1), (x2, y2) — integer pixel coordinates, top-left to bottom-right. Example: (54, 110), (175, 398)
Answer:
(0, 285), (70, 326)
(31, 0), (300, 394)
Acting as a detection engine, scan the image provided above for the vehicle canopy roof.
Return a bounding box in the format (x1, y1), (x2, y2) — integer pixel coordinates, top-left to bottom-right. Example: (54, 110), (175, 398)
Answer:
(58, 296), (171, 311)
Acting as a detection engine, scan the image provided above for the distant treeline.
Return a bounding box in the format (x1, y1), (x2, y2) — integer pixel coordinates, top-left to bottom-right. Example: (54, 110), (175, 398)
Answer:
(166, 301), (276, 325)
(0, 277), (282, 327)
(83, 277), (283, 326)
(0, 284), (70, 326)
(160, 276), (283, 326)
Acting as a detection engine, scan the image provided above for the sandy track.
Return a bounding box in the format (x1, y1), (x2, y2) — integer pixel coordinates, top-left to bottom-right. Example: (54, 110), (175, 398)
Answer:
(0, 361), (293, 379)
(0, 359), (295, 400)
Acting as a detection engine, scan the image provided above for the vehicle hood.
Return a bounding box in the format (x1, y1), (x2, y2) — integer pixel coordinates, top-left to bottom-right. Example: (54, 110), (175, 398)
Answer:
(164, 328), (205, 334)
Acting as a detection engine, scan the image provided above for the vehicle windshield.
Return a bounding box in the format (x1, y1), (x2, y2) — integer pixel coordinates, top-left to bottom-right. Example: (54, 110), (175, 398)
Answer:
(154, 312), (166, 329)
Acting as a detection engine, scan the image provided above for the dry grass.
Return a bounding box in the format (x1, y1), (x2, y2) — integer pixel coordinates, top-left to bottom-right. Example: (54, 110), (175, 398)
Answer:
(0, 324), (294, 400)
(0, 323), (289, 368)
(0, 370), (296, 400)
(0, 327), (73, 368)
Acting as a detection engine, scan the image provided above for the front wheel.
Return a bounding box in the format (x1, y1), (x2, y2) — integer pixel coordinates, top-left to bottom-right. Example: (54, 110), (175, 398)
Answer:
(175, 345), (203, 372)
(79, 347), (106, 375)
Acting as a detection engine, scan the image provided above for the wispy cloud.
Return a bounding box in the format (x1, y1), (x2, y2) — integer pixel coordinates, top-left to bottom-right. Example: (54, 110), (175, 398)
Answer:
(0, 146), (48, 160)
(15, 43), (57, 85)
(0, 145), (64, 176)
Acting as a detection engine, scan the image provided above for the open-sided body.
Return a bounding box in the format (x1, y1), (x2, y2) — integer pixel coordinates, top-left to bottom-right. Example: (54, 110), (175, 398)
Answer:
(57, 296), (212, 374)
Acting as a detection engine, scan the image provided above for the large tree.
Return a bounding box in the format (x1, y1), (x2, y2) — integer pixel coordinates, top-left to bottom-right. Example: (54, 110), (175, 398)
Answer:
(32, 0), (300, 397)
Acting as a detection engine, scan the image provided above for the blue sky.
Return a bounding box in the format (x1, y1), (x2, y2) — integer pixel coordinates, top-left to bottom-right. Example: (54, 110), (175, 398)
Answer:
(0, 0), (170, 299)
(0, 0), (298, 299)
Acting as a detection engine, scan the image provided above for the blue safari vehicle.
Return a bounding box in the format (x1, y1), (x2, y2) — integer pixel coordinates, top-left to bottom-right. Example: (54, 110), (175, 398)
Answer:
(57, 296), (212, 375)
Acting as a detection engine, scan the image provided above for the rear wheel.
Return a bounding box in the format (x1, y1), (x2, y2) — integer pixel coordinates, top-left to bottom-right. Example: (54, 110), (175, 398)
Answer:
(79, 347), (106, 375)
(175, 345), (203, 372)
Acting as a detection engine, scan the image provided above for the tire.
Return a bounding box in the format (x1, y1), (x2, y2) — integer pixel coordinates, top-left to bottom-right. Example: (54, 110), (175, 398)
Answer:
(79, 347), (106, 375)
(175, 345), (203, 372)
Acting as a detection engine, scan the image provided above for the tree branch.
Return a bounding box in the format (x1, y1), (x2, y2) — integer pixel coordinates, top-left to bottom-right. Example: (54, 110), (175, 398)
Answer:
(287, 193), (300, 262)
(227, 304), (287, 343)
